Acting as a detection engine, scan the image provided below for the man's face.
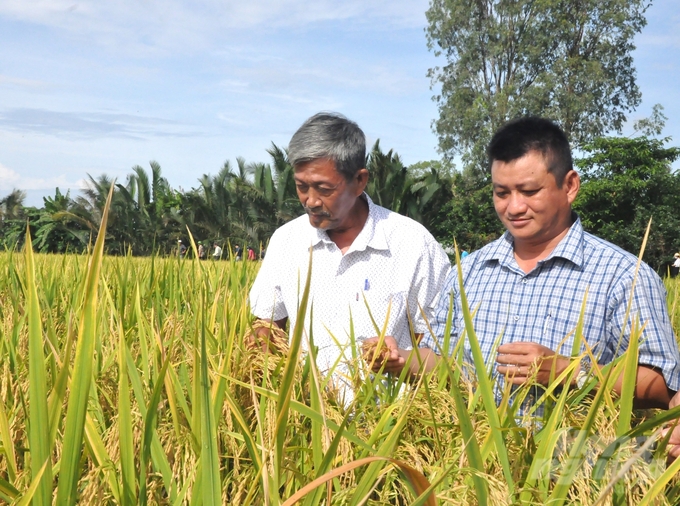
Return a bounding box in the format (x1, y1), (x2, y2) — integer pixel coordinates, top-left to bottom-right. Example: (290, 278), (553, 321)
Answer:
(491, 150), (579, 246)
(294, 158), (367, 230)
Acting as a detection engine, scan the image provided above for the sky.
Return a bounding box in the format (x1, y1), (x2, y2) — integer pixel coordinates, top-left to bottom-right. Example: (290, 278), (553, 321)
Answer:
(1, 0), (679, 207)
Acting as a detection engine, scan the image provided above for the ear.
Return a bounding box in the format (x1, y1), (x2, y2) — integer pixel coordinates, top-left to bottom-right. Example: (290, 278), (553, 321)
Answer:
(354, 168), (369, 195)
(564, 170), (580, 205)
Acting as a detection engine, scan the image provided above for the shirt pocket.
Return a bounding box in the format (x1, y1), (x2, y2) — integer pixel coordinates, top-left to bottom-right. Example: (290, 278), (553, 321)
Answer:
(541, 309), (579, 355)
(357, 290), (407, 339)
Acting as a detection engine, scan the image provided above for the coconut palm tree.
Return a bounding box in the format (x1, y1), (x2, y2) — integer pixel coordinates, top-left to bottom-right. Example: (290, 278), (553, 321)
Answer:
(34, 188), (90, 253)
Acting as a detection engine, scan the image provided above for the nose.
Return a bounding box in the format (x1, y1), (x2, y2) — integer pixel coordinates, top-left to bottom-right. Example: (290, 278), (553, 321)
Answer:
(303, 187), (323, 209)
(506, 192), (527, 216)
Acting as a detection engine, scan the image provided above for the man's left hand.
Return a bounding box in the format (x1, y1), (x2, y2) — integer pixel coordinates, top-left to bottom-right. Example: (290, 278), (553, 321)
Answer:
(496, 341), (571, 386)
(361, 336), (406, 374)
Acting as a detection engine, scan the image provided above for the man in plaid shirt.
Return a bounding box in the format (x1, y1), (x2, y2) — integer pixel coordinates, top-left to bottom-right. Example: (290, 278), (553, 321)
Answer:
(368, 116), (680, 409)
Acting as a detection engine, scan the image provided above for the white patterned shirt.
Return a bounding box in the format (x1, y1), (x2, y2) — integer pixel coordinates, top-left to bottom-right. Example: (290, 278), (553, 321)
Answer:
(249, 194), (451, 374)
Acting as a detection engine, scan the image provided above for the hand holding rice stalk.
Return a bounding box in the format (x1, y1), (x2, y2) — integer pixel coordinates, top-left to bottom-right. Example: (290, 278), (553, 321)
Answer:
(361, 338), (390, 365)
(360, 335), (409, 375)
(245, 319), (289, 354)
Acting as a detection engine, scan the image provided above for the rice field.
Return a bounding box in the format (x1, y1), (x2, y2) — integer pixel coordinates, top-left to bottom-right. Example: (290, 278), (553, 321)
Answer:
(2, 214), (680, 504)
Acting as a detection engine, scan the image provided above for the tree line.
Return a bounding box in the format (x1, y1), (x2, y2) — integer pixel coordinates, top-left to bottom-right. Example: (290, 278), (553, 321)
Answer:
(3, 0), (676, 267)
(0, 142), (449, 259)
(2, 133), (679, 272)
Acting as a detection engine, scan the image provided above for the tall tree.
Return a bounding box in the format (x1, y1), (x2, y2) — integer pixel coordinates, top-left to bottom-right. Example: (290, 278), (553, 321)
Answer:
(365, 141), (451, 231)
(0, 189), (28, 250)
(574, 135), (680, 271)
(426, 0), (649, 171)
(0, 189), (26, 222)
(34, 189), (90, 253)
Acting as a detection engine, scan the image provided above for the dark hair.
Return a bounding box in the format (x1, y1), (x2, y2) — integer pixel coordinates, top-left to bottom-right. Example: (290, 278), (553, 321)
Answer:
(288, 112), (366, 180)
(487, 117), (573, 186)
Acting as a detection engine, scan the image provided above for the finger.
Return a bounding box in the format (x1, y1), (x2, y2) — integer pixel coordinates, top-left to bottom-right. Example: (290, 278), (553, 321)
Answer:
(498, 342), (549, 355)
(383, 360), (406, 374)
(384, 356), (405, 366)
(498, 342), (536, 354)
(669, 445), (680, 460)
(496, 364), (531, 377)
(372, 358), (404, 374)
(669, 428), (680, 446)
(496, 354), (537, 366)
(384, 336), (399, 349)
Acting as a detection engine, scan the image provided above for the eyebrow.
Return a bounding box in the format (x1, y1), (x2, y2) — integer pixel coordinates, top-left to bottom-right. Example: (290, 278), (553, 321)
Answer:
(493, 181), (540, 189)
(293, 178), (338, 187)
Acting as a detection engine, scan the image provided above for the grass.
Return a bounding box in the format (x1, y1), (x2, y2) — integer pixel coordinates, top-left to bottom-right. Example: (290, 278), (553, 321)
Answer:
(0, 217), (680, 503)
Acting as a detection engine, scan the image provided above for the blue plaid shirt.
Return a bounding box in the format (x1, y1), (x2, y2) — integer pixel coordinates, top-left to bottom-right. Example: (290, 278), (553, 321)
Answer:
(421, 218), (680, 406)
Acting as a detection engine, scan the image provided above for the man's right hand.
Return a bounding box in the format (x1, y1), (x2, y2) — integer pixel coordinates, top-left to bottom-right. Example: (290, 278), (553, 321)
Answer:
(246, 326), (272, 352)
(665, 390), (680, 461)
(245, 318), (288, 353)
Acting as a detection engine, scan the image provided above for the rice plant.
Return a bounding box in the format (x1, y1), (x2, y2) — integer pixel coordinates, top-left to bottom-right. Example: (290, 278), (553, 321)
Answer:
(0, 206), (678, 504)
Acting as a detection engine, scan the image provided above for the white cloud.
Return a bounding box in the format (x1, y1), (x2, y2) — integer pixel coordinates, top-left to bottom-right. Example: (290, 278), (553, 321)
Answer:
(222, 56), (423, 98)
(0, 162), (75, 192)
(0, 74), (52, 90)
(0, 162), (20, 187)
(0, 108), (202, 139)
(0, 0), (430, 55)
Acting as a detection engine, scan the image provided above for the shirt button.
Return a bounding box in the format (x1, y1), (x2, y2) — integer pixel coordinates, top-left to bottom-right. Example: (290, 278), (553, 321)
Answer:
(514, 315), (519, 321)
(522, 278), (527, 284)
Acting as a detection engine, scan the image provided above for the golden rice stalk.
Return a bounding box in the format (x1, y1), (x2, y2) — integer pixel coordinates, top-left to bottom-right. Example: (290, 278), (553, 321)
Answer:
(361, 340), (390, 365)
(245, 320), (289, 355)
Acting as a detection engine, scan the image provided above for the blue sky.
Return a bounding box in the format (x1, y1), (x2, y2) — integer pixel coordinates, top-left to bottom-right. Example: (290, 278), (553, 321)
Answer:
(1, 0), (679, 207)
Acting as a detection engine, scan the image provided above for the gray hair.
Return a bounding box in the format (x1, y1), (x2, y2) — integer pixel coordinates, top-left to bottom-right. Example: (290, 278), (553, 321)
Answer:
(288, 112), (366, 180)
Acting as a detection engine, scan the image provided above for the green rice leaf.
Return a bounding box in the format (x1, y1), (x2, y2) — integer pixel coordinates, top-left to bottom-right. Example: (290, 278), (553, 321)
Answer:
(200, 299), (222, 505)
(117, 294), (137, 505)
(55, 184), (113, 506)
(24, 227), (53, 506)
(453, 242), (515, 495)
(138, 355), (171, 506)
(0, 375), (17, 482)
(616, 317), (642, 438)
(275, 246), (313, 476)
(636, 450), (680, 506)
(15, 458), (48, 506)
(0, 475), (19, 502)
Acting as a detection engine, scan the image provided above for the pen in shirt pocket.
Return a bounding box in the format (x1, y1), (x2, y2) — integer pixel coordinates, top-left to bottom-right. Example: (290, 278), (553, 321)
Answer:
(356, 279), (370, 301)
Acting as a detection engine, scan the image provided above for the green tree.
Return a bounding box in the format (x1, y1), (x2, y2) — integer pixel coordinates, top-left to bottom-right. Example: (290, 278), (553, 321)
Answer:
(0, 189), (30, 250)
(121, 161), (183, 254)
(426, 0), (649, 171)
(432, 172), (504, 251)
(574, 135), (680, 271)
(0, 189), (26, 222)
(34, 189), (90, 253)
(365, 141), (453, 232)
(187, 147), (300, 251)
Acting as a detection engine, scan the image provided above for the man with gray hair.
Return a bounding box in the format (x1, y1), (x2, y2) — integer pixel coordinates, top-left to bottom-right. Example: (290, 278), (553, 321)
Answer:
(248, 112), (450, 397)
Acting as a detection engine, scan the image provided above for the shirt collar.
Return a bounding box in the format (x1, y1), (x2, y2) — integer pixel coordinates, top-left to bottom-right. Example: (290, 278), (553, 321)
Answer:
(308, 193), (389, 251)
(485, 214), (585, 269)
